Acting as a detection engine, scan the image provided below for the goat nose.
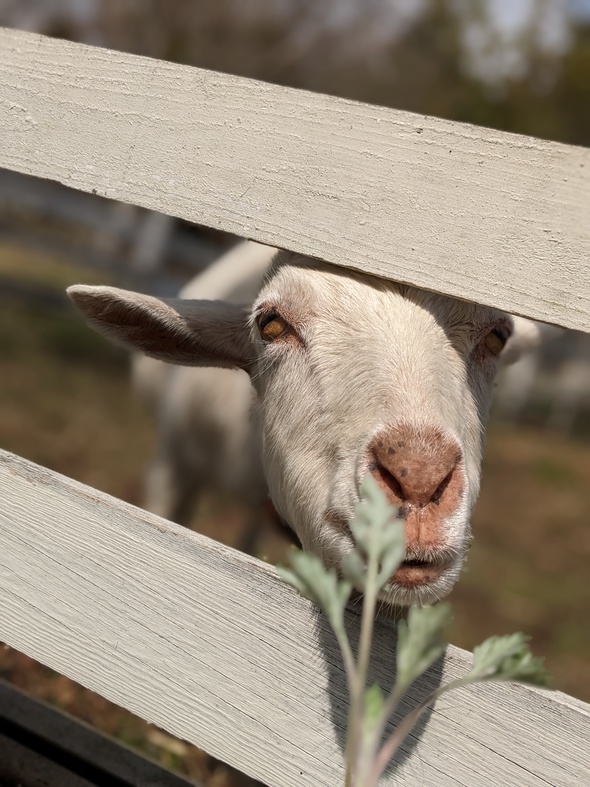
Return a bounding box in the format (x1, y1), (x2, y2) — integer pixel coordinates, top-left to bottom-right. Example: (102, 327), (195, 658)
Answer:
(368, 425), (463, 509)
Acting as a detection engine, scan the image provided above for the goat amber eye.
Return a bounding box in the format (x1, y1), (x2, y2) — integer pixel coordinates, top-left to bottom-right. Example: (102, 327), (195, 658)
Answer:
(484, 328), (509, 356)
(258, 311), (290, 342)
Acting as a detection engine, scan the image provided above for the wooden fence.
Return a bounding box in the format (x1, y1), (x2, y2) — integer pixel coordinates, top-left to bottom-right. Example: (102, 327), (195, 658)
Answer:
(0, 26), (589, 786)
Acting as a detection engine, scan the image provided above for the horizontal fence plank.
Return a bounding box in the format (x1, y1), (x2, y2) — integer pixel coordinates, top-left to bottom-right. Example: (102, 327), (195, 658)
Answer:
(0, 449), (589, 787)
(0, 27), (589, 332)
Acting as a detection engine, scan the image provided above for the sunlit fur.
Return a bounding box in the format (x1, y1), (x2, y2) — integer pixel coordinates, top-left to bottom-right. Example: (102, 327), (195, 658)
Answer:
(68, 242), (543, 606)
(130, 242), (273, 522)
(251, 253), (505, 605)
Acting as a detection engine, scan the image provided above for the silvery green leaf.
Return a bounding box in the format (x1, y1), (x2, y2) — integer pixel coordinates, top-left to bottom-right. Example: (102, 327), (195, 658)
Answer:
(470, 633), (552, 687)
(350, 476), (406, 580)
(470, 633), (526, 677)
(362, 683), (385, 741)
(342, 548), (366, 587)
(277, 565), (307, 597)
(375, 524), (406, 592)
(351, 476), (395, 549)
(277, 551), (352, 631)
(396, 604), (452, 689)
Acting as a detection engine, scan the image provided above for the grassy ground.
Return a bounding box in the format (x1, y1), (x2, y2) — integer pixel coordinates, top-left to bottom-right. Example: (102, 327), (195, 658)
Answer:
(0, 242), (588, 782)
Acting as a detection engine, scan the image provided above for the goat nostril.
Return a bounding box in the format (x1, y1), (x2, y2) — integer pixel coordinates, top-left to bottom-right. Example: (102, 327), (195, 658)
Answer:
(371, 461), (407, 502)
(430, 469), (454, 505)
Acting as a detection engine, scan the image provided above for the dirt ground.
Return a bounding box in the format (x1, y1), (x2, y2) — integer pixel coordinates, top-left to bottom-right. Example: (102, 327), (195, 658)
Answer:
(0, 243), (588, 783)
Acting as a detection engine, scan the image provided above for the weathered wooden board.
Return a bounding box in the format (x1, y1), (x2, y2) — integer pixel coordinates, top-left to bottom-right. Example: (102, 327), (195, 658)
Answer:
(0, 27), (589, 332)
(1, 449), (588, 787)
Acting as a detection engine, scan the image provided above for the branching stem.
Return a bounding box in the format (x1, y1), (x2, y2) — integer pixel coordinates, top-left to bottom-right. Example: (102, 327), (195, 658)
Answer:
(345, 549), (380, 784)
(367, 678), (472, 785)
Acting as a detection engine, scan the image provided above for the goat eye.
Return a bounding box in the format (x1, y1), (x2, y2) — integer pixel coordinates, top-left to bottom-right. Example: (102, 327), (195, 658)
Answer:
(484, 327), (509, 356)
(258, 311), (290, 342)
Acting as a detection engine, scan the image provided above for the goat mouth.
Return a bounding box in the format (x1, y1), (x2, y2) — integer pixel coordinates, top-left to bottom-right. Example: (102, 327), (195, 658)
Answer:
(389, 556), (454, 587)
(323, 508), (458, 588)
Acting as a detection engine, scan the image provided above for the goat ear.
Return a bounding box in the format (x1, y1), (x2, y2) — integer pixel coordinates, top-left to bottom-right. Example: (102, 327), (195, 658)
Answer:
(501, 316), (563, 367)
(67, 285), (254, 371)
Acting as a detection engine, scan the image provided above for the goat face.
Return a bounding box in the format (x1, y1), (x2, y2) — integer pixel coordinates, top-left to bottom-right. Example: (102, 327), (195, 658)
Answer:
(250, 253), (524, 605)
(68, 250), (540, 607)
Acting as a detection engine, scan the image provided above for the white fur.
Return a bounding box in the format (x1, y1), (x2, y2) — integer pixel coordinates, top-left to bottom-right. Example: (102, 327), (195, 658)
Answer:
(67, 241), (541, 606)
(131, 242), (274, 523)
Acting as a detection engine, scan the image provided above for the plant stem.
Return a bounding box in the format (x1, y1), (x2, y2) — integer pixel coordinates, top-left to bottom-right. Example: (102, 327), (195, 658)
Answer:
(345, 550), (380, 785)
(356, 682), (406, 780)
(377, 683), (405, 735)
(338, 630), (360, 787)
(334, 627), (360, 701)
(367, 678), (473, 785)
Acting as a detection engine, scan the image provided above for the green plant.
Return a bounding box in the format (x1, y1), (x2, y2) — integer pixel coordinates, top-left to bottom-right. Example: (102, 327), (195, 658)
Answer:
(278, 476), (551, 787)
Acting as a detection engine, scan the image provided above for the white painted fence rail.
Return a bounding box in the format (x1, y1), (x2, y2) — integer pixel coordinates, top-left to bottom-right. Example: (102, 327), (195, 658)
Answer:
(1, 25), (590, 787)
(1, 26), (589, 331)
(1, 450), (589, 787)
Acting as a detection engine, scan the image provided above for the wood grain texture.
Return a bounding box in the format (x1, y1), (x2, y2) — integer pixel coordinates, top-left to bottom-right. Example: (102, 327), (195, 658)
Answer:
(1, 449), (589, 786)
(0, 27), (588, 332)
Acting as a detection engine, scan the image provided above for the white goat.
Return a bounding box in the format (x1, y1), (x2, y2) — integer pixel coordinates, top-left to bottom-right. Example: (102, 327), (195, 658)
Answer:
(68, 241), (542, 607)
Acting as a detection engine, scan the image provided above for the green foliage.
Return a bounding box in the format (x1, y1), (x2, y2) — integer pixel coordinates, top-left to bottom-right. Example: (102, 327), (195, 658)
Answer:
(344, 475), (406, 594)
(277, 553), (351, 636)
(470, 633), (551, 686)
(396, 604), (452, 691)
(279, 476), (552, 787)
(361, 684), (385, 744)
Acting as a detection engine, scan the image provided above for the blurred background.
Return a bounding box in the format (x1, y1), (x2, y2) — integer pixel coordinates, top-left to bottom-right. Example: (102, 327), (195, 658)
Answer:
(0, 1), (589, 784)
